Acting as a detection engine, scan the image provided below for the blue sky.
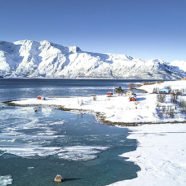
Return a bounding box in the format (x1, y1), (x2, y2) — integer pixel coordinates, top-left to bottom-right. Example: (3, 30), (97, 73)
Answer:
(0, 0), (186, 61)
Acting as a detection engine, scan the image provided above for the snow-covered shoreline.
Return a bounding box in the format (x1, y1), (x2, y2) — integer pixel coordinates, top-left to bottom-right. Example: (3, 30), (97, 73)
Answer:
(8, 80), (186, 125)
(109, 124), (186, 186)
(7, 95), (186, 125)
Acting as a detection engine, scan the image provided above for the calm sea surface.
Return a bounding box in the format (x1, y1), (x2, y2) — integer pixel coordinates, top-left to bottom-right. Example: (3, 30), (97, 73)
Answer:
(0, 79), (146, 186)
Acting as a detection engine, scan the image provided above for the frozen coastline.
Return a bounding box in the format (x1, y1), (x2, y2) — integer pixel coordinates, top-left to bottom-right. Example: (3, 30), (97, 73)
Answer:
(9, 80), (186, 124)
(109, 124), (186, 186)
(7, 80), (186, 185)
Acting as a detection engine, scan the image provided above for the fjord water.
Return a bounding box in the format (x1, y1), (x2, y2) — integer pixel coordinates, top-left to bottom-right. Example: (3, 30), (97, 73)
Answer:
(0, 79), (140, 186)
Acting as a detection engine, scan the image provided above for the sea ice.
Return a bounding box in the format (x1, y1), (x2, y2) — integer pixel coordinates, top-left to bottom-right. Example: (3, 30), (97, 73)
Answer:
(0, 175), (12, 186)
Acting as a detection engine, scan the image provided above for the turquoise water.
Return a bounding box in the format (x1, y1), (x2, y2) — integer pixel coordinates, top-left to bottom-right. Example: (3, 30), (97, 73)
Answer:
(0, 79), (140, 186)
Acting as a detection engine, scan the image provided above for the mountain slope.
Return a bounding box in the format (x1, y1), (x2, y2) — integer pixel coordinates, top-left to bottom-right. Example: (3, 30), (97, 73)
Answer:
(0, 40), (185, 79)
(169, 60), (186, 72)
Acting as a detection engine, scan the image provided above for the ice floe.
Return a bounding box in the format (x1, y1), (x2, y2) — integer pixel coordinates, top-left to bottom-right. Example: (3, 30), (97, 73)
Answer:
(0, 175), (12, 186)
(0, 145), (108, 161)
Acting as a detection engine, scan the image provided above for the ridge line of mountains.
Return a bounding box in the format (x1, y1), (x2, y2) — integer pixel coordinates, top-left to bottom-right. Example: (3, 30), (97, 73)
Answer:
(0, 40), (185, 79)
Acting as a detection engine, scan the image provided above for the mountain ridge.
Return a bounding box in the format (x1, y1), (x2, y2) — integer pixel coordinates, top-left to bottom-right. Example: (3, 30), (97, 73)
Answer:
(0, 40), (185, 79)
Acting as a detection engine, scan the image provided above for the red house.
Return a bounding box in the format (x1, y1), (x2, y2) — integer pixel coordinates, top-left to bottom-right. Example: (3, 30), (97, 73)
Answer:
(37, 96), (46, 100)
(129, 96), (136, 101)
(106, 92), (113, 97)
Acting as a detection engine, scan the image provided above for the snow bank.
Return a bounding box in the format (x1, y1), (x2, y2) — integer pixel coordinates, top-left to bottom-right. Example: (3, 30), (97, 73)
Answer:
(109, 124), (186, 186)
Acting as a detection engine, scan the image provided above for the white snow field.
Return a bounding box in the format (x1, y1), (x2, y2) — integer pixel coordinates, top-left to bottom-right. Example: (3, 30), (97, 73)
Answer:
(109, 124), (186, 186)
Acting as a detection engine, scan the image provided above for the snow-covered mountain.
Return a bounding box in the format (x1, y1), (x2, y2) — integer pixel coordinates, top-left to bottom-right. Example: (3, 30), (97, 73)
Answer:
(0, 40), (185, 79)
(169, 60), (186, 73)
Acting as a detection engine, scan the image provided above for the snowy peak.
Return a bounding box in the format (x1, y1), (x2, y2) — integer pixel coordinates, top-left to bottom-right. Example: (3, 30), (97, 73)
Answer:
(169, 60), (186, 72)
(0, 40), (185, 79)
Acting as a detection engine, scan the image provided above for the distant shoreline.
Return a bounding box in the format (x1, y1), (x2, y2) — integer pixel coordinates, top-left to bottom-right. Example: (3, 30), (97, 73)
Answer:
(0, 77), (165, 81)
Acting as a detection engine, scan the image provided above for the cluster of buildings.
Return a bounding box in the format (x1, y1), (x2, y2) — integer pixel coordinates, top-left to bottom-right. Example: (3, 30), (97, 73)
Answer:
(106, 86), (137, 101)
